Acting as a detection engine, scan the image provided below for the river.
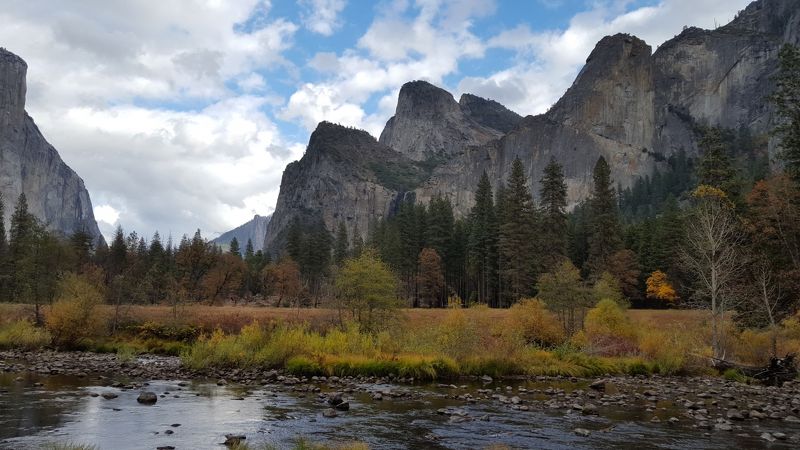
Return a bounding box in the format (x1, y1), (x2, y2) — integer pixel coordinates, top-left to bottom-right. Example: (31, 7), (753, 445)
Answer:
(2, 365), (799, 449)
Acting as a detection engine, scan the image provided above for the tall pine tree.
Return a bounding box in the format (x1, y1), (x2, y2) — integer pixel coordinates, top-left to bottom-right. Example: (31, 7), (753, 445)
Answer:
(539, 157), (568, 270)
(585, 156), (622, 278)
(468, 172), (498, 305)
(498, 158), (537, 304)
(696, 127), (739, 198)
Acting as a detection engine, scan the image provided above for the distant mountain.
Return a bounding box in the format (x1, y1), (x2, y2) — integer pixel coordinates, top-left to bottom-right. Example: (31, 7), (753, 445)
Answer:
(262, 0), (800, 253)
(0, 48), (103, 243)
(213, 214), (271, 252)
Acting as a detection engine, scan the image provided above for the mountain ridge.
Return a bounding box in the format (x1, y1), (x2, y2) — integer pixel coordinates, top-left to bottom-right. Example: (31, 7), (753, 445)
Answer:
(262, 0), (798, 254)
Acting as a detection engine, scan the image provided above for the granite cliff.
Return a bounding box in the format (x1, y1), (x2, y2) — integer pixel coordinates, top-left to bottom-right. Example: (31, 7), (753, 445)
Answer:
(264, 0), (800, 253)
(213, 214), (271, 253)
(0, 48), (102, 242)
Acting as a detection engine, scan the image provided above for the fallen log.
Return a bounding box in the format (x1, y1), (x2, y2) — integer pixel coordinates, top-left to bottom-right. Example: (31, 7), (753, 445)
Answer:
(710, 354), (797, 386)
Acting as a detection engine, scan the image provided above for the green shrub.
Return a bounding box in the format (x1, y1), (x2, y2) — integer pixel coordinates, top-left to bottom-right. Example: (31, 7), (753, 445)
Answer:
(0, 320), (51, 350)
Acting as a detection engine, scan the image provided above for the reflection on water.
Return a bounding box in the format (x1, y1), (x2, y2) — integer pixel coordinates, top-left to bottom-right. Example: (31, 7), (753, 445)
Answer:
(1, 372), (798, 449)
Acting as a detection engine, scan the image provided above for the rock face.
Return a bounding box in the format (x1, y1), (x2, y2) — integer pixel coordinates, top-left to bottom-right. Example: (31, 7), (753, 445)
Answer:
(264, 122), (426, 251)
(264, 0), (799, 251)
(0, 48), (102, 242)
(213, 214), (271, 253)
(378, 81), (518, 161)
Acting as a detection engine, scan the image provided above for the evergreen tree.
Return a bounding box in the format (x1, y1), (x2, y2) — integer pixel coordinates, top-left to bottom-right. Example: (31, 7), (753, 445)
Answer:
(567, 201), (591, 273)
(69, 229), (93, 272)
(425, 196), (454, 261)
(585, 156), (622, 278)
(244, 238), (255, 260)
(771, 44), (800, 182)
(539, 157), (568, 270)
(467, 171), (497, 305)
(228, 237), (241, 257)
(696, 127), (739, 198)
(498, 158), (537, 304)
(286, 216), (303, 261)
(334, 222), (349, 266)
(108, 225), (128, 278)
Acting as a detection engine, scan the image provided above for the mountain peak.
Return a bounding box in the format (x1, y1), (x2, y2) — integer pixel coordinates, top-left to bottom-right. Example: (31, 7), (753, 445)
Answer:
(395, 80), (459, 119)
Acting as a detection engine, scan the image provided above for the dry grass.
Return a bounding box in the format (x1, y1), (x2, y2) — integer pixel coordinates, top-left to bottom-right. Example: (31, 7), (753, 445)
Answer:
(0, 303), (703, 332)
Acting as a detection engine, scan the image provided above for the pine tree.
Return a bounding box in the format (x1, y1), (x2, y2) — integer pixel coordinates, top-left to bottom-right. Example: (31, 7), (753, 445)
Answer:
(498, 158), (537, 304)
(228, 237), (241, 257)
(334, 222), (349, 266)
(108, 225), (128, 278)
(539, 157), (568, 270)
(696, 127), (738, 197)
(468, 171), (497, 305)
(771, 44), (800, 182)
(69, 229), (93, 272)
(286, 217), (303, 261)
(244, 238), (255, 260)
(585, 156), (622, 278)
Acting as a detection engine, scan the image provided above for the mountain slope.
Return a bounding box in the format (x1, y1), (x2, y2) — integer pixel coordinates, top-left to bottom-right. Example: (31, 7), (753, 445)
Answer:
(213, 214), (271, 252)
(0, 48), (102, 242)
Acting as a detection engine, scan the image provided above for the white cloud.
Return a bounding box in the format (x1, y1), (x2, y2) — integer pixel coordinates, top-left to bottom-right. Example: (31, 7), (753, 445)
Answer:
(282, 0), (495, 135)
(93, 205), (120, 225)
(300, 0), (347, 36)
(0, 0), (302, 241)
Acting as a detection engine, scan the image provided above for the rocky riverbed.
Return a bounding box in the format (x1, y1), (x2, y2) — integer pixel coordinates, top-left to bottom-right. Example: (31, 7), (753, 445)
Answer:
(2, 350), (800, 449)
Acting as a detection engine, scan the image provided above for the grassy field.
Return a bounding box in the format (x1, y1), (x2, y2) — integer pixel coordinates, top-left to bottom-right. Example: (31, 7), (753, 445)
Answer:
(5, 302), (795, 380)
(0, 302), (706, 332)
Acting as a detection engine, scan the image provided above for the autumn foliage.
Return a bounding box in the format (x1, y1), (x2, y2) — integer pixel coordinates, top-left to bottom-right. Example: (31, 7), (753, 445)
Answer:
(646, 270), (678, 303)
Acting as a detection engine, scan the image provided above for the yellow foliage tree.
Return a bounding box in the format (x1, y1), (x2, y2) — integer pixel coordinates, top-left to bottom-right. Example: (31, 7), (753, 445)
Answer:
(645, 270), (678, 303)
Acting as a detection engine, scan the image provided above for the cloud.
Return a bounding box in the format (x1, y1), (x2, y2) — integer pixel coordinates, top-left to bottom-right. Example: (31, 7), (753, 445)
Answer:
(0, 0), (301, 241)
(282, 0), (495, 135)
(300, 0), (347, 36)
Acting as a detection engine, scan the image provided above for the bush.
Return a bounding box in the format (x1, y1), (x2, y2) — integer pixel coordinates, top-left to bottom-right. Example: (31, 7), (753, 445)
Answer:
(580, 299), (638, 356)
(436, 306), (480, 361)
(46, 274), (105, 349)
(0, 320), (51, 350)
(504, 299), (565, 348)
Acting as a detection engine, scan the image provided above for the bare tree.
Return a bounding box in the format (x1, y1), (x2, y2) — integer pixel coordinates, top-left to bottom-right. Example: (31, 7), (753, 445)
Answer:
(681, 187), (747, 361)
(751, 255), (785, 357)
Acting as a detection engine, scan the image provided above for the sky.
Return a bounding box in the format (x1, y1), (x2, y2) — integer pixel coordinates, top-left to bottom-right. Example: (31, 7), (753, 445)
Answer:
(0, 0), (753, 242)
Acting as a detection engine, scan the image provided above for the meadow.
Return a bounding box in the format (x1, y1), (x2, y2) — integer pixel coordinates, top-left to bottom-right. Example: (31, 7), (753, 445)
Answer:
(3, 301), (798, 381)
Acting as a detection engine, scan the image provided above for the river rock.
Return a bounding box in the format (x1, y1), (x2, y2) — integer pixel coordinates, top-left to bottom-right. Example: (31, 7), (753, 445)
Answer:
(726, 409), (745, 421)
(589, 379), (606, 391)
(137, 391), (158, 405)
(327, 392), (343, 406)
(101, 392), (118, 400)
(223, 434), (246, 446)
(323, 408), (337, 418)
(574, 428), (591, 437)
(335, 401), (350, 411)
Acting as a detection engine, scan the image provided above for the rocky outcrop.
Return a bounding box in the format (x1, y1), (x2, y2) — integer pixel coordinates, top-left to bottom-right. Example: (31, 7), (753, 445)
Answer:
(264, 122), (425, 251)
(0, 48), (102, 242)
(265, 0), (799, 248)
(378, 81), (514, 161)
(212, 214), (271, 252)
